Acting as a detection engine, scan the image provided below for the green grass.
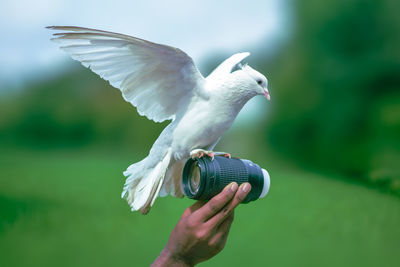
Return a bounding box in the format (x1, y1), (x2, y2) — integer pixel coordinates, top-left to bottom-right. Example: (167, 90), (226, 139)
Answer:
(0, 148), (399, 267)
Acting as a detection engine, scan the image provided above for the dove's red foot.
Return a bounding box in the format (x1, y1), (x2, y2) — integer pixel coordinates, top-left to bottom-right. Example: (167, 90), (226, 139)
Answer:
(190, 150), (232, 161)
(213, 152), (231, 158)
(190, 149), (215, 160)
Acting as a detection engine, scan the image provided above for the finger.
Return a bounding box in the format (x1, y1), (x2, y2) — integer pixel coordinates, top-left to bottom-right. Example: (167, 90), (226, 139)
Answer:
(208, 211), (235, 247)
(192, 182), (238, 222)
(190, 200), (206, 212)
(181, 200), (206, 218)
(206, 182), (251, 228)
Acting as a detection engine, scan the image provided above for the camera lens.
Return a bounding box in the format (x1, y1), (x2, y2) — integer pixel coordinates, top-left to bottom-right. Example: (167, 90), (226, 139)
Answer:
(182, 156), (270, 203)
(189, 163), (201, 194)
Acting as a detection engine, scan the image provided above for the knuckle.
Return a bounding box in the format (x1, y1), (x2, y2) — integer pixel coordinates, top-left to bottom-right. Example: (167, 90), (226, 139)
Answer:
(237, 191), (247, 202)
(194, 232), (202, 240)
(208, 192), (233, 212)
(208, 201), (219, 212)
(221, 207), (231, 215)
(183, 208), (191, 216)
(208, 239), (217, 248)
(208, 241), (223, 254)
(186, 217), (196, 229)
(223, 190), (234, 200)
(195, 230), (208, 241)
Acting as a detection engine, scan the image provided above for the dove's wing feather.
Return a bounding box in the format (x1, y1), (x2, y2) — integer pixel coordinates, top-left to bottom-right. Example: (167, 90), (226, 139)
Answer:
(48, 26), (205, 122)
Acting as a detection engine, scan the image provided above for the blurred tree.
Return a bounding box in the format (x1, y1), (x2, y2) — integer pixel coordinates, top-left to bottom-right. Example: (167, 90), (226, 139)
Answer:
(263, 0), (400, 193)
(0, 66), (167, 155)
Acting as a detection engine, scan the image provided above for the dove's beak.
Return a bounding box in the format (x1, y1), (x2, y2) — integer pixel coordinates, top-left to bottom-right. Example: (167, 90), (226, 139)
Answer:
(264, 88), (271, 101)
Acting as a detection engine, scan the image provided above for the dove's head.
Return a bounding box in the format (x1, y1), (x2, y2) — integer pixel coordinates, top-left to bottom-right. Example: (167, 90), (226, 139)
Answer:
(207, 52), (270, 104)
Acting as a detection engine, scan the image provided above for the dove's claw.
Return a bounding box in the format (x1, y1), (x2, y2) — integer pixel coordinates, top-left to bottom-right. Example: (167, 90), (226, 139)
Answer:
(190, 149), (231, 160)
(190, 151), (201, 159)
(213, 152), (231, 158)
(190, 149), (204, 159)
(190, 149), (215, 160)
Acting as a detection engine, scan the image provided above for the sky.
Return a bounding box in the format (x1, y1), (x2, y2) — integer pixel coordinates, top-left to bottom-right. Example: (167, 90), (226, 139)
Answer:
(0, 0), (288, 85)
(0, 0), (290, 125)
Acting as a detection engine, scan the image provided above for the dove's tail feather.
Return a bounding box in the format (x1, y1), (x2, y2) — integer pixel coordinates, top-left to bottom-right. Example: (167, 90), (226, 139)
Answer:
(122, 148), (172, 214)
(159, 159), (186, 198)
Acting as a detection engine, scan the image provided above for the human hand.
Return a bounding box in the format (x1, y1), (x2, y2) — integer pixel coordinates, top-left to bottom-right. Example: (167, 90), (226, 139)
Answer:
(151, 182), (251, 267)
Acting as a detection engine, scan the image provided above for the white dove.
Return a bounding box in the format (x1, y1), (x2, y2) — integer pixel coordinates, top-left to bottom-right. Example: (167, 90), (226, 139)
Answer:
(48, 26), (270, 214)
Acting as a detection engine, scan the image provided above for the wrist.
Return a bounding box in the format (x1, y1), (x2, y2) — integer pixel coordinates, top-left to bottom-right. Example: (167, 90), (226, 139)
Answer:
(152, 248), (192, 267)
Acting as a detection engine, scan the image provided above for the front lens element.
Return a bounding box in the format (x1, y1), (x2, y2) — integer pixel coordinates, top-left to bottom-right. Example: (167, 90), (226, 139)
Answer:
(189, 163), (201, 194)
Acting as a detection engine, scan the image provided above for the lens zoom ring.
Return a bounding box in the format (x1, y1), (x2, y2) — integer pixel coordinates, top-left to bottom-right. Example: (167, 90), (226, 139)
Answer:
(215, 157), (248, 185)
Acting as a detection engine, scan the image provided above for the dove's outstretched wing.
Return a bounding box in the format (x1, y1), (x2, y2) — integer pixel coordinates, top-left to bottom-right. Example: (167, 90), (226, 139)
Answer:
(48, 26), (205, 122)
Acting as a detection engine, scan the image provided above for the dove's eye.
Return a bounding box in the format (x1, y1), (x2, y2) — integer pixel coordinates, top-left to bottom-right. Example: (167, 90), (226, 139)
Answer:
(257, 79), (263, 85)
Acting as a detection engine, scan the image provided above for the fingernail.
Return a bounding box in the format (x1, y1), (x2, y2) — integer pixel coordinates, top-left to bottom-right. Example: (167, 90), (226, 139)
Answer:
(230, 182), (238, 192)
(242, 183), (251, 193)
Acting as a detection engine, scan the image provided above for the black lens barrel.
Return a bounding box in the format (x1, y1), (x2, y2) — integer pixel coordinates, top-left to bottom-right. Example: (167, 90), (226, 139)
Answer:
(182, 156), (265, 203)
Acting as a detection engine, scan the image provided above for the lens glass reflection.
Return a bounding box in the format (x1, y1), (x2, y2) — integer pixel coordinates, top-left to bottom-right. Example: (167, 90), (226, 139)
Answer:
(189, 163), (201, 194)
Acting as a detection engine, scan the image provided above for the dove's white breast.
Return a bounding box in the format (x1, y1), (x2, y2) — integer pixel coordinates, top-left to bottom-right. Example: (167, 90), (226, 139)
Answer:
(171, 93), (239, 160)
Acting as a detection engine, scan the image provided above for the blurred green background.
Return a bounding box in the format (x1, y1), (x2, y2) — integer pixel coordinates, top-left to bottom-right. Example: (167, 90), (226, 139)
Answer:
(1, 0), (399, 266)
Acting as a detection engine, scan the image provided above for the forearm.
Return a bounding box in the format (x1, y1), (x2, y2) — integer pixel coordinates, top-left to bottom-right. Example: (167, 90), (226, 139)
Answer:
(151, 249), (192, 267)
(152, 182), (250, 266)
